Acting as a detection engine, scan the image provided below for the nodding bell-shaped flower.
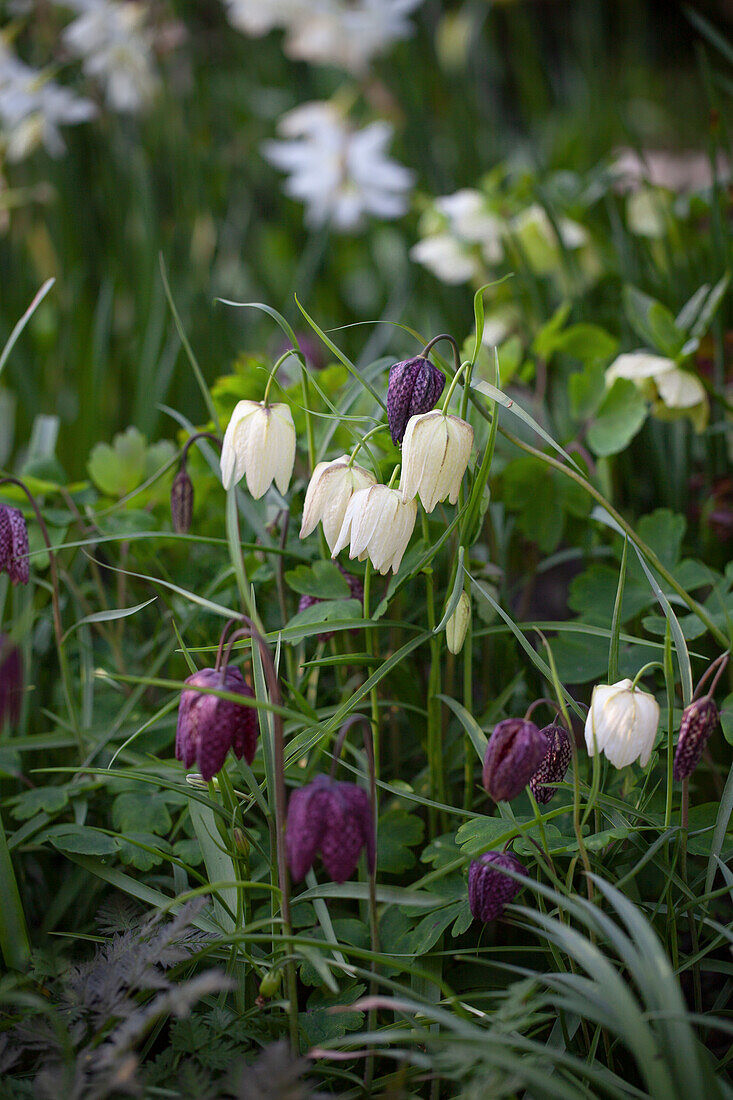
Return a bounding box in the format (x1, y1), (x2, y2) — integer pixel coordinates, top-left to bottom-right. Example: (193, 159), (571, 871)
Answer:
(220, 400), (296, 498)
(387, 355), (446, 444)
(400, 411), (473, 513)
(468, 850), (525, 923)
(0, 635), (22, 728)
(299, 455), (376, 552)
(482, 718), (547, 802)
(332, 483), (417, 575)
(673, 697), (719, 781)
(528, 722), (572, 805)
(175, 666), (258, 781)
(286, 774), (375, 884)
(445, 591), (471, 655)
(170, 466), (194, 534)
(0, 505), (29, 586)
(584, 678), (659, 769)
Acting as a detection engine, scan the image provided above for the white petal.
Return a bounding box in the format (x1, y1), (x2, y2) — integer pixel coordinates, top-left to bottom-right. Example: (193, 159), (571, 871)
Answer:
(269, 403), (296, 494)
(655, 368), (706, 409)
(300, 459), (337, 539)
(605, 352), (675, 386)
(220, 401), (259, 489)
(242, 406), (272, 499)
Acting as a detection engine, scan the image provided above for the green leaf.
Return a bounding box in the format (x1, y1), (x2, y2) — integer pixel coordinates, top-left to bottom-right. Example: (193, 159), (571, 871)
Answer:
(720, 694), (733, 746)
(532, 301), (572, 359)
(285, 598), (362, 636)
(635, 509), (686, 571)
(87, 426), (147, 496)
(10, 786), (68, 821)
(284, 561), (351, 599)
(586, 379), (647, 457)
(568, 361), (606, 420)
(455, 817), (515, 856)
(377, 805), (425, 874)
(568, 564), (653, 626)
(117, 832), (168, 871)
(501, 456), (590, 552)
(623, 286), (685, 357)
(551, 324), (618, 365)
(48, 825), (119, 857)
(299, 983), (365, 1046)
(112, 792), (172, 836)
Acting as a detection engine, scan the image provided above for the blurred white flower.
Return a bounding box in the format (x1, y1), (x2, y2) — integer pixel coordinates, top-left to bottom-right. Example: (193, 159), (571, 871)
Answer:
(584, 678), (659, 769)
(409, 234), (480, 284)
(400, 410), (473, 513)
(435, 188), (504, 262)
(0, 40), (96, 160)
(332, 483), (417, 574)
(605, 351), (675, 384)
(263, 101), (413, 232)
(62, 1), (159, 113)
(220, 400), (296, 498)
(300, 455), (377, 552)
(224, 0), (423, 74)
(654, 367), (706, 409)
(605, 350), (708, 428)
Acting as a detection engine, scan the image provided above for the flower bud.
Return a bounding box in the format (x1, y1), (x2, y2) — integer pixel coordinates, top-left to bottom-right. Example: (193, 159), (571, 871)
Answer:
(0, 635), (22, 728)
(258, 968), (282, 1000)
(584, 678), (659, 769)
(0, 505), (29, 586)
(528, 722), (571, 805)
(175, 666), (258, 781)
(332, 483), (417, 575)
(482, 718), (547, 802)
(299, 455), (376, 552)
(286, 774), (375, 884)
(220, 400), (295, 497)
(445, 591), (470, 654)
(673, 697), (719, 781)
(400, 410), (473, 513)
(468, 850), (525, 923)
(170, 466), (194, 533)
(387, 356), (445, 444)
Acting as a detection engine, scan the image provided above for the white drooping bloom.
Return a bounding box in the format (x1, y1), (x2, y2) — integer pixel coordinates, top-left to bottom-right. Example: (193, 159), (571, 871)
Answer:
(220, 401), (296, 498)
(605, 351), (708, 427)
(300, 455), (377, 552)
(445, 591), (471, 655)
(332, 484), (417, 575)
(400, 411), (474, 513)
(263, 101), (413, 232)
(62, 0), (159, 113)
(0, 40), (96, 160)
(435, 189), (504, 262)
(584, 678), (660, 769)
(223, 0), (423, 74)
(409, 234), (481, 285)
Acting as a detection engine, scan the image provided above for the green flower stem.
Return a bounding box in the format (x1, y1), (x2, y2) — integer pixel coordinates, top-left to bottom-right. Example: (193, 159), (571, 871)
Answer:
(299, 364), (316, 477)
(225, 488), (258, 626)
(0, 477), (79, 748)
(499, 427), (731, 648)
(347, 424), (386, 466)
(663, 623), (675, 831)
(362, 562), (380, 783)
(262, 350), (297, 406)
(0, 806), (30, 971)
(421, 511), (445, 834)
(462, 576), (474, 811)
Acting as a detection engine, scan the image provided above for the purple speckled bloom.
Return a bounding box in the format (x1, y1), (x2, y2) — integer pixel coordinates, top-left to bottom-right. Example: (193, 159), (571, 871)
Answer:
(175, 666), (258, 781)
(482, 718), (547, 803)
(0, 505), (29, 586)
(297, 568), (364, 641)
(171, 467), (194, 534)
(673, 697), (719, 781)
(468, 850), (526, 923)
(528, 722), (572, 805)
(0, 635), (22, 727)
(387, 356), (445, 444)
(286, 774), (375, 884)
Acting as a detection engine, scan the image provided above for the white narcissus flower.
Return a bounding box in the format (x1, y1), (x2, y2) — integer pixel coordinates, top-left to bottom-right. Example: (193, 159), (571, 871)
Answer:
(400, 411), (473, 513)
(300, 455), (377, 552)
(584, 678), (660, 769)
(332, 484), (417, 575)
(263, 101), (413, 233)
(220, 401), (296, 498)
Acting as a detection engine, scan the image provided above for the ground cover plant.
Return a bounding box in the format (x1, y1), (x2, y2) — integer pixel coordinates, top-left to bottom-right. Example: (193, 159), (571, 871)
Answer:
(0, 2), (732, 1097)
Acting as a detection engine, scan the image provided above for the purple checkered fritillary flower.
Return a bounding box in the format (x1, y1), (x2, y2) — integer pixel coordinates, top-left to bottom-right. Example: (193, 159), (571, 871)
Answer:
(286, 774), (375, 884)
(387, 355), (445, 444)
(673, 697), (720, 781)
(528, 722), (572, 805)
(175, 666), (258, 781)
(0, 505), (29, 586)
(482, 718), (547, 802)
(468, 850), (526, 923)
